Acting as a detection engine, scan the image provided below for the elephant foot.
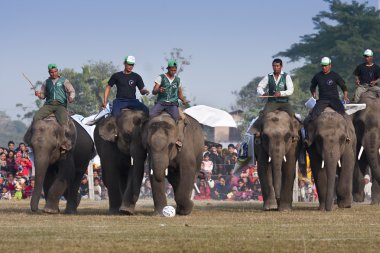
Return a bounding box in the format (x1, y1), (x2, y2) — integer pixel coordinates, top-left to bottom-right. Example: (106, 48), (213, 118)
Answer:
(176, 200), (194, 215)
(64, 208), (78, 215)
(43, 207), (60, 214)
(370, 199), (380, 205)
(263, 199), (278, 211)
(119, 205), (135, 215)
(337, 200), (351, 209)
(278, 204), (292, 212)
(108, 208), (121, 215)
(353, 193), (365, 203)
(153, 208), (165, 216)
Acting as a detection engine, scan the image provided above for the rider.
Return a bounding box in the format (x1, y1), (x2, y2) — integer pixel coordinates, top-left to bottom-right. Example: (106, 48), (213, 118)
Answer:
(150, 59), (188, 148)
(352, 49), (380, 102)
(251, 58), (294, 137)
(103, 55), (150, 116)
(303, 57), (349, 146)
(34, 64), (75, 151)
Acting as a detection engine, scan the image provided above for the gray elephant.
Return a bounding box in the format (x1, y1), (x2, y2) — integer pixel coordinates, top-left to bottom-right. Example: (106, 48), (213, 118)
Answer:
(94, 109), (148, 214)
(253, 111), (301, 211)
(143, 113), (204, 215)
(352, 91), (380, 204)
(306, 107), (356, 211)
(25, 118), (96, 213)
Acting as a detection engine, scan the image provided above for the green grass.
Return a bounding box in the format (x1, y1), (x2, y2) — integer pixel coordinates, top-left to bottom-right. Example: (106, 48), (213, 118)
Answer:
(0, 199), (380, 253)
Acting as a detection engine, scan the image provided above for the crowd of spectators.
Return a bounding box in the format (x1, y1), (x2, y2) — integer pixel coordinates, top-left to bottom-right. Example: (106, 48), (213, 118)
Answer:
(0, 141), (34, 200)
(0, 140), (333, 203)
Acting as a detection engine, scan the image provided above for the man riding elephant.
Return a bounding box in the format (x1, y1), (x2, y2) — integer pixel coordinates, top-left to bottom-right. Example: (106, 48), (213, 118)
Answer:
(352, 49), (380, 102)
(34, 63), (75, 152)
(103, 55), (150, 116)
(304, 57), (349, 146)
(251, 58), (295, 138)
(150, 59), (188, 149)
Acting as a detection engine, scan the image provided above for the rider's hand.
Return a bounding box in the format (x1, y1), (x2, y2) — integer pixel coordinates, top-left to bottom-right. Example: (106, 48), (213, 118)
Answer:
(159, 87), (165, 93)
(355, 80), (360, 86)
(35, 91), (41, 97)
(102, 102), (107, 109)
(140, 89), (150, 95)
(370, 81), (376, 87)
(68, 97), (74, 103)
(274, 91), (281, 97)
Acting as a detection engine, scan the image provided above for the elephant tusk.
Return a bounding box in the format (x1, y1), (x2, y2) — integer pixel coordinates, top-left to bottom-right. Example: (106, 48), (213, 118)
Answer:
(150, 169), (153, 175)
(131, 157), (134, 165)
(165, 168), (168, 176)
(338, 160), (341, 168)
(321, 160), (324, 168)
(379, 148), (380, 156)
(283, 156), (287, 162)
(194, 183), (200, 193)
(358, 146), (364, 160)
(268, 156), (271, 163)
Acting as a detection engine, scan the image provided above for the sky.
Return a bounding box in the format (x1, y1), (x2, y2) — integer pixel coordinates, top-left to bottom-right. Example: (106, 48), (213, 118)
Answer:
(0, 0), (378, 120)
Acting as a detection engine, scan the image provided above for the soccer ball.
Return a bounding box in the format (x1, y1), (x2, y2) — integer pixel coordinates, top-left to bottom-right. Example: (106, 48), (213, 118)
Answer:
(162, 206), (176, 217)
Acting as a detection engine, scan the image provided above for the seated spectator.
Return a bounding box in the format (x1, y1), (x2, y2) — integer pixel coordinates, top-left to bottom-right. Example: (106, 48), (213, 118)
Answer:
(79, 175), (89, 199)
(140, 176), (152, 199)
(212, 176), (230, 200)
(16, 143), (28, 157)
(202, 144), (210, 157)
(235, 179), (253, 201)
(251, 180), (263, 201)
(201, 153), (213, 175)
(0, 152), (8, 176)
(1, 187), (11, 200)
(364, 174), (372, 202)
(209, 146), (224, 175)
(24, 178), (35, 198)
(14, 177), (25, 200)
(298, 178), (307, 202)
(7, 141), (15, 153)
(93, 177), (102, 201)
(6, 173), (15, 196)
(15, 152), (32, 177)
(194, 179), (211, 200)
(6, 150), (16, 175)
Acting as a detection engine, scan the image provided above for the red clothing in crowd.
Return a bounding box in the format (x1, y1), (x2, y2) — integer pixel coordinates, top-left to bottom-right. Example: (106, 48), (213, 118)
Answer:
(194, 183), (211, 200)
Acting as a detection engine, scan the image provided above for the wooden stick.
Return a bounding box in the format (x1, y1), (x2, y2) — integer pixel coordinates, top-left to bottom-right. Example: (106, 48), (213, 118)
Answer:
(258, 95), (289, 98)
(22, 72), (36, 91)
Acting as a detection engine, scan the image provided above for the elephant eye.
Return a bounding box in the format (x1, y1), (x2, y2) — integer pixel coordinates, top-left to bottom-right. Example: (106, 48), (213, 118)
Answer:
(284, 133), (291, 141)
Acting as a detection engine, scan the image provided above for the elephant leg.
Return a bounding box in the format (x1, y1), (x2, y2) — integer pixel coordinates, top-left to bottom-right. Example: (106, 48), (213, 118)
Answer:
(150, 172), (168, 215)
(173, 162), (195, 215)
(64, 171), (84, 214)
(167, 167), (180, 196)
(352, 159), (366, 202)
(309, 149), (327, 211)
(43, 165), (58, 200)
(120, 154), (146, 215)
(278, 158), (296, 211)
(371, 178), (380, 204)
(256, 148), (277, 211)
(44, 158), (73, 213)
(336, 152), (353, 208)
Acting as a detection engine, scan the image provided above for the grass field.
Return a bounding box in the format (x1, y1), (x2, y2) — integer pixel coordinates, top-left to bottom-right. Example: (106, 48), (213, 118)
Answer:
(1, 199), (380, 253)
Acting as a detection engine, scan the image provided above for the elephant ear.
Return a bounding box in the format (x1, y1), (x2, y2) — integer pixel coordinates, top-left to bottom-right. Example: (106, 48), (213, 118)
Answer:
(98, 117), (118, 142)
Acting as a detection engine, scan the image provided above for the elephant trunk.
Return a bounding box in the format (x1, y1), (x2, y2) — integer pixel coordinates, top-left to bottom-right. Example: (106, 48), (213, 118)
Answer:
(323, 149), (340, 211)
(269, 144), (286, 200)
(151, 152), (169, 182)
(31, 154), (50, 212)
(363, 132), (380, 183)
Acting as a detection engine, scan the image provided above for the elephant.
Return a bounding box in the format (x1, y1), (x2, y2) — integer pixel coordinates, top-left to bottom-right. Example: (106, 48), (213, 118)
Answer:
(253, 110), (302, 211)
(94, 109), (148, 214)
(24, 117), (96, 213)
(305, 107), (356, 211)
(143, 112), (204, 215)
(352, 91), (380, 204)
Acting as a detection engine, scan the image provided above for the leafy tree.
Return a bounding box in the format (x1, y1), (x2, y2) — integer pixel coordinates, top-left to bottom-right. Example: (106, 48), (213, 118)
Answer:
(276, 0), (380, 95)
(0, 111), (27, 145)
(233, 0), (380, 124)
